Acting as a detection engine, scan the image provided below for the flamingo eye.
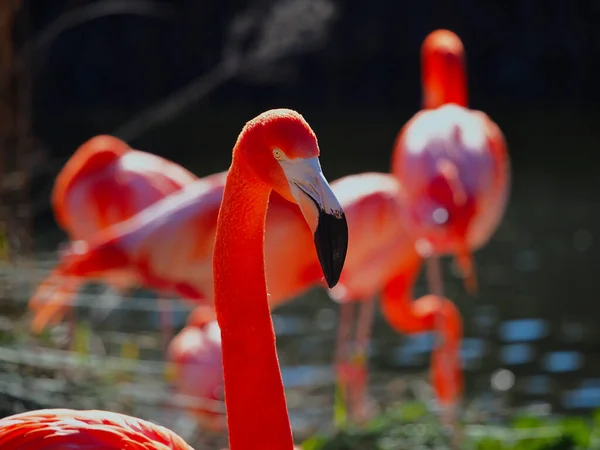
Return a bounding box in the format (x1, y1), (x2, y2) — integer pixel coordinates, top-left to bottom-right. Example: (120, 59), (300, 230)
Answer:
(272, 148), (284, 160)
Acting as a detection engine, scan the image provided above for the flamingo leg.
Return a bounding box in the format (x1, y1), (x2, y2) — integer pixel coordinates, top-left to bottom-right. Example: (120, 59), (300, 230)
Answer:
(350, 296), (377, 425)
(333, 301), (354, 427)
(67, 304), (76, 348)
(426, 255), (459, 442)
(158, 296), (174, 353)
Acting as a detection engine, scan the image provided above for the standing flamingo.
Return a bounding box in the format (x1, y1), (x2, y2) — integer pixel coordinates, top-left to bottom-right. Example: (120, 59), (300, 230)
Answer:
(0, 409), (194, 449)
(392, 29), (510, 292)
(4, 108), (347, 449)
(385, 29), (510, 435)
(34, 134), (199, 348)
(312, 30), (509, 426)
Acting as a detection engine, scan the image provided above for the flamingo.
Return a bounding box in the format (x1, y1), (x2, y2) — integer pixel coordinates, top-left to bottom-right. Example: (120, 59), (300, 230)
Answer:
(380, 29), (510, 436)
(323, 29), (510, 425)
(0, 409), (194, 449)
(392, 29), (510, 293)
(33, 134), (200, 348)
(210, 107), (348, 449)
(166, 305), (226, 431)
(4, 108), (348, 449)
(51, 135), (197, 243)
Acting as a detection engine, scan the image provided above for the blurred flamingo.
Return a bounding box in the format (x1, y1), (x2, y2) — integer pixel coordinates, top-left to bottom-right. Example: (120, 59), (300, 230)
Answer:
(8, 109), (347, 450)
(0, 409), (193, 450)
(392, 29), (510, 293)
(385, 29), (510, 436)
(379, 252), (462, 423)
(51, 135), (197, 243)
(30, 134), (201, 348)
(209, 108), (348, 449)
(166, 305), (226, 431)
(325, 30), (510, 427)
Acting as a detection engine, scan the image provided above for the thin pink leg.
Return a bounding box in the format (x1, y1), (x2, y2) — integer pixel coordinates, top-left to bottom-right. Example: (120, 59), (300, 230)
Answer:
(351, 296), (376, 424)
(426, 255), (458, 441)
(334, 301), (354, 424)
(158, 297), (174, 353)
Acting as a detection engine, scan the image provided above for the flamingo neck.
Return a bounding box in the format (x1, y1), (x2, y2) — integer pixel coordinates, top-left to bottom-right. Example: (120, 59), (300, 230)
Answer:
(421, 53), (467, 109)
(213, 161), (293, 450)
(380, 254), (425, 332)
(381, 254), (463, 405)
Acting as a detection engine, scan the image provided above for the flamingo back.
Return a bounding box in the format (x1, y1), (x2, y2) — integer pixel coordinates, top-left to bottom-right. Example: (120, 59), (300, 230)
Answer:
(393, 104), (509, 254)
(60, 150), (198, 242)
(0, 408), (193, 449)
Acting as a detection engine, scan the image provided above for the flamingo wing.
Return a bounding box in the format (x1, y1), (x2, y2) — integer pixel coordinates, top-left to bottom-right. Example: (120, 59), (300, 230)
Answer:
(0, 409), (193, 449)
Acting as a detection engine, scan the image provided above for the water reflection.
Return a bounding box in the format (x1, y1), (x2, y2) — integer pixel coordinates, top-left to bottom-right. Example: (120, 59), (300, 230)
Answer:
(499, 319), (548, 342)
(522, 375), (551, 395)
(543, 351), (583, 373)
(500, 343), (535, 365)
(563, 387), (600, 409)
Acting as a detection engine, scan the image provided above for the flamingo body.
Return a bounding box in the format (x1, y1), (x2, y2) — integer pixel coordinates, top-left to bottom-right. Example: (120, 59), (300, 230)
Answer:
(167, 307), (225, 431)
(0, 409), (193, 449)
(393, 29), (510, 288)
(30, 136), (200, 332)
(54, 135), (197, 243)
(393, 104), (509, 255)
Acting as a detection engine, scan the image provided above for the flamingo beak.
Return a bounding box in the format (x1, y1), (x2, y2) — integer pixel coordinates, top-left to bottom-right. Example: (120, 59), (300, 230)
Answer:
(279, 157), (348, 288)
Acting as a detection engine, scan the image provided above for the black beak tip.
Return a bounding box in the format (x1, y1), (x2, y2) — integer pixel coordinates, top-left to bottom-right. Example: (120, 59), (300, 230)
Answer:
(313, 210), (349, 289)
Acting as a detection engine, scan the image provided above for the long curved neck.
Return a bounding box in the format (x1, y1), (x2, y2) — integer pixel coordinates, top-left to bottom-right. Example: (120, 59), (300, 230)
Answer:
(380, 253), (428, 333)
(213, 161), (293, 450)
(421, 53), (467, 109)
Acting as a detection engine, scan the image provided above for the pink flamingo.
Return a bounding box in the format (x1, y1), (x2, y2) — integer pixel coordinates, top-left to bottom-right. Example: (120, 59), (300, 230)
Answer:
(166, 305), (225, 431)
(392, 29), (510, 294)
(33, 134), (199, 349)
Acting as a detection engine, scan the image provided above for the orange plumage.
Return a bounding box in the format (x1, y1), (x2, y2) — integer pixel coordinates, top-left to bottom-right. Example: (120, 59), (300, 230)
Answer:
(0, 409), (193, 449)
(29, 135), (198, 333)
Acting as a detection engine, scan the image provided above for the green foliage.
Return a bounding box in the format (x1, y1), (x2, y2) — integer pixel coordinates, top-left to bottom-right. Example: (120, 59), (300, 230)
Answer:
(302, 402), (600, 450)
(333, 381), (348, 428)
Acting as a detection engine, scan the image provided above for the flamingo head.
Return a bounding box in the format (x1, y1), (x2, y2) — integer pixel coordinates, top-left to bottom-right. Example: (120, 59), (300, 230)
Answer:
(236, 108), (349, 288)
(421, 29), (467, 109)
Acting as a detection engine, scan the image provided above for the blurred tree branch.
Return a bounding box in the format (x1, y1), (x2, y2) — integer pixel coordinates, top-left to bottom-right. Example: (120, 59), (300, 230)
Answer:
(114, 0), (338, 141)
(1, 0), (177, 92)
